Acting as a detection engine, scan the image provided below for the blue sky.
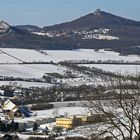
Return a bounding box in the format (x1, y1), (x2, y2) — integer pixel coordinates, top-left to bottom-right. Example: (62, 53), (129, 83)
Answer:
(0, 0), (139, 27)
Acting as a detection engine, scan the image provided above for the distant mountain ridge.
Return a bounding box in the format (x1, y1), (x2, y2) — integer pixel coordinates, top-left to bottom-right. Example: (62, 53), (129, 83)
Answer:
(43, 9), (140, 31)
(1, 9), (140, 55)
(15, 9), (140, 32)
(0, 21), (75, 50)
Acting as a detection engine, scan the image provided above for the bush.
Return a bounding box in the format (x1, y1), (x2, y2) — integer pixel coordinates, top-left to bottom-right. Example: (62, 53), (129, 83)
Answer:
(0, 134), (19, 140)
(30, 103), (54, 110)
(27, 137), (56, 140)
(65, 137), (88, 140)
(33, 122), (38, 131)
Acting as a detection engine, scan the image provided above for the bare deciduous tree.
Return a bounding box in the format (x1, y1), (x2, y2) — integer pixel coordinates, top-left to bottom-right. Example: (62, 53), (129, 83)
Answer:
(86, 77), (140, 140)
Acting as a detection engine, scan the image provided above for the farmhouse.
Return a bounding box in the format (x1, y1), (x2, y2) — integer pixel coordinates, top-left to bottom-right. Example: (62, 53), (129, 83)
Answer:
(76, 114), (94, 124)
(56, 113), (95, 129)
(56, 116), (81, 129)
(2, 99), (32, 120)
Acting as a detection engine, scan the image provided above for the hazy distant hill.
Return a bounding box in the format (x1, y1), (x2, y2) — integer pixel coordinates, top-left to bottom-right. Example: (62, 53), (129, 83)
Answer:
(15, 25), (42, 32)
(42, 9), (140, 55)
(43, 9), (140, 31)
(1, 9), (140, 55)
(0, 21), (76, 50)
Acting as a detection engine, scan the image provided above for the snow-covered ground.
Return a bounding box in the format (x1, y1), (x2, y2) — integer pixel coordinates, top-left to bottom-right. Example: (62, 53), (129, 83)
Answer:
(0, 77), (101, 88)
(0, 48), (140, 87)
(33, 106), (87, 118)
(41, 49), (140, 62)
(0, 48), (50, 63)
(0, 64), (66, 78)
(17, 133), (48, 140)
(0, 63), (100, 87)
(83, 34), (119, 40)
(58, 77), (102, 86)
(0, 48), (140, 63)
(32, 32), (53, 37)
(80, 64), (140, 74)
(14, 107), (87, 123)
(0, 50), (20, 63)
(0, 81), (54, 88)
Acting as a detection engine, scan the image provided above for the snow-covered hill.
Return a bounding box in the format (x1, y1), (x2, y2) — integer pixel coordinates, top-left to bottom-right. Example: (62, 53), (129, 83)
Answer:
(0, 48), (140, 64)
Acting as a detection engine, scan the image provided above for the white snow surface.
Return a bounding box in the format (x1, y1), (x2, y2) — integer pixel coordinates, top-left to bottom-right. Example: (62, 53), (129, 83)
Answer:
(80, 64), (140, 74)
(0, 48), (50, 63)
(0, 64), (66, 78)
(32, 32), (53, 37)
(0, 81), (53, 88)
(14, 107), (87, 123)
(83, 34), (119, 40)
(42, 49), (140, 62)
(0, 50), (20, 63)
(0, 48), (140, 63)
(33, 106), (87, 118)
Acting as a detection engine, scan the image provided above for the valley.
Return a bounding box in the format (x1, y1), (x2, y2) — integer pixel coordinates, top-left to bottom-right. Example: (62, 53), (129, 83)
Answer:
(0, 6), (140, 140)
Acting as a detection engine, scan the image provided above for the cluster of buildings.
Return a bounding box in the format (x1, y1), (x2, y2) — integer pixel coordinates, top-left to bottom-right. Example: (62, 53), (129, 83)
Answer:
(56, 114), (94, 129)
(0, 99), (96, 137)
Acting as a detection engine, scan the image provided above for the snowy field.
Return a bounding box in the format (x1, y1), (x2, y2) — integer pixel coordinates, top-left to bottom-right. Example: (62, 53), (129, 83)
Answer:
(80, 64), (140, 74)
(0, 64), (66, 78)
(0, 48), (140, 87)
(14, 107), (87, 123)
(0, 63), (99, 87)
(0, 48), (140, 63)
(0, 81), (54, 88)
(58, 77), (102, 86)
(41, 49), (140, 62)
(33, 106), (87, 118)
(0, 50), (20, 63)
(0, 48), (49, 63)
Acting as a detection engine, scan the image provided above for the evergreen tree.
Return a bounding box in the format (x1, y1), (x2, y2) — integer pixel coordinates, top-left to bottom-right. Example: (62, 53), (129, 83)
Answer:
(33, 122), (38, 131)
